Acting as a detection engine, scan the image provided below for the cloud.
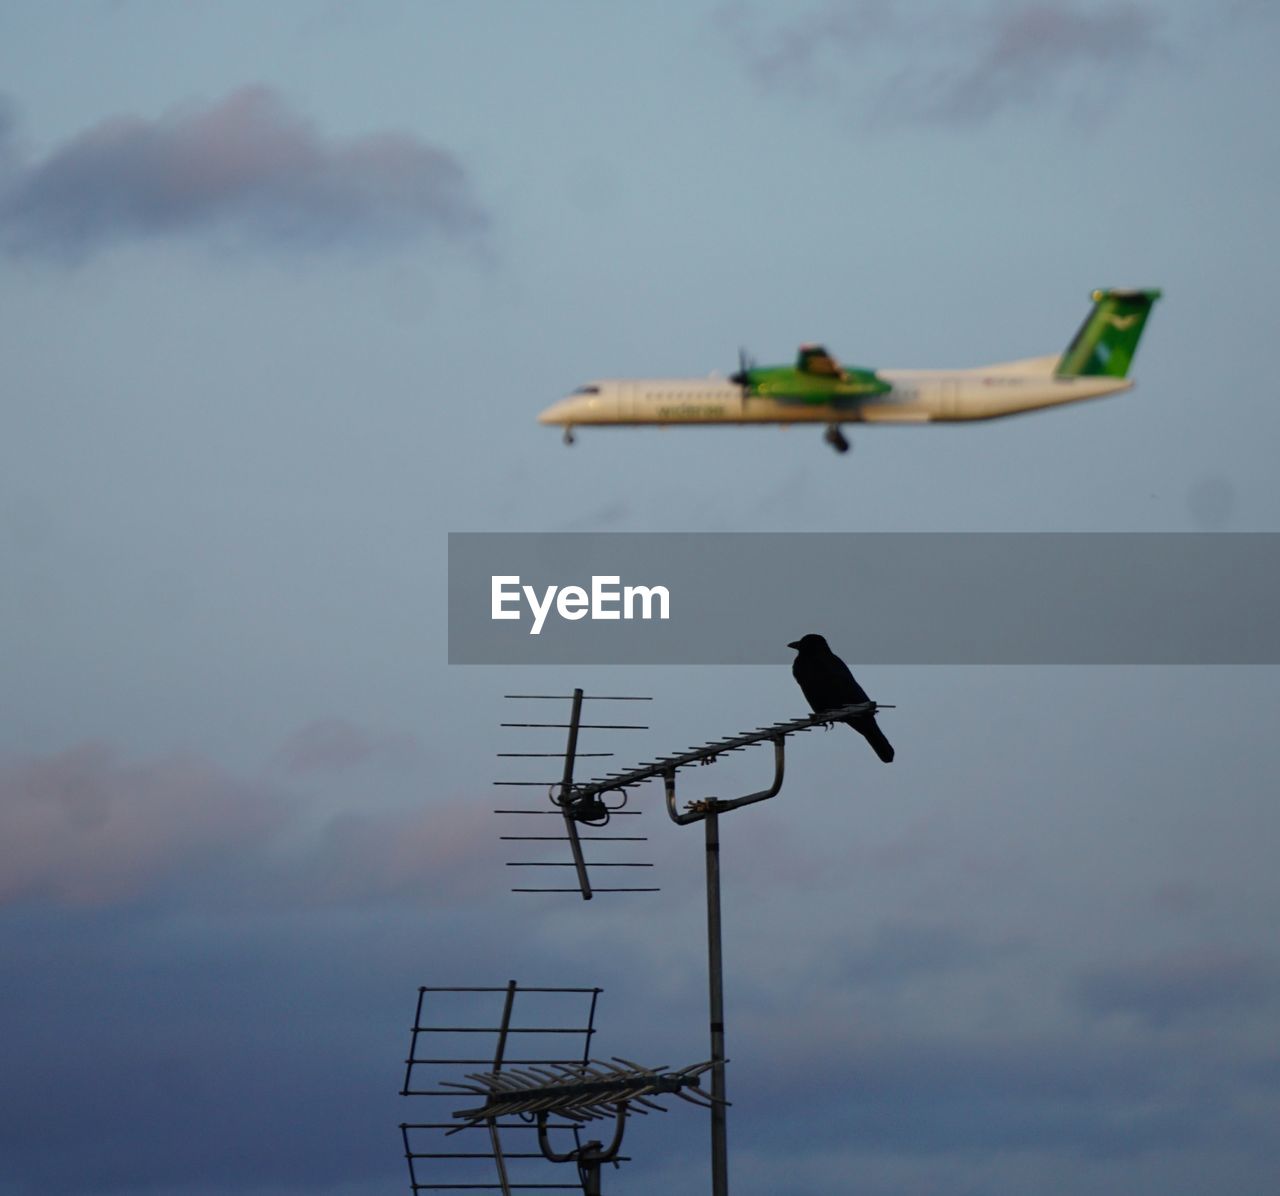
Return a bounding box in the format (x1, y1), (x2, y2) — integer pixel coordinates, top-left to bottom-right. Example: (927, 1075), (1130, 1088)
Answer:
(931, 1), (1161, 122)
(0, 742), (286, 906)
(1073, 946), (1279, 1028)
(276, 716), (420, 775)
(275, 799), (501, 906)
(721, 0), (1163, 124)
(0, 86), (489, 260)
(0, 739), (505, 916)
(0, 95), (17, 174)
(834, 919), (1026, 986)
(723, 992), (1280, 1175)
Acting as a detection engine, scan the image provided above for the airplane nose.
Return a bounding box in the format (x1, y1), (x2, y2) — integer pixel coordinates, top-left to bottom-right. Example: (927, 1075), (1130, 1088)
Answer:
(538, 397), (577, 425)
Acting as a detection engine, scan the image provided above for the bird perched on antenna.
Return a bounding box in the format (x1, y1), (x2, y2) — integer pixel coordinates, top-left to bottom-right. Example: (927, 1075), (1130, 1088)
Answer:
(788, 634), (894, 763)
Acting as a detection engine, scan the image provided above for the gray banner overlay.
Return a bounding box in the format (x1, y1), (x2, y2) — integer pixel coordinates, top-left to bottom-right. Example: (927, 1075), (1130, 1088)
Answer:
(448, 533), (1279, 665)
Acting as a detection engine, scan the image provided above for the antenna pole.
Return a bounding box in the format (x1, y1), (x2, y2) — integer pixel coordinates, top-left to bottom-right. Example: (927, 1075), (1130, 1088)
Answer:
(705, 805), (728, 1196)
(487, 980), (517, 1196)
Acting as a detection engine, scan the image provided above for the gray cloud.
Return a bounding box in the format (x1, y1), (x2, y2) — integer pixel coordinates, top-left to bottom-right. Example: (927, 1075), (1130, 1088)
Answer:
(0, 95), (17, 176)
(835, 919), (1026, 986)
(721, 0), (1163, 124)
(0, 742), (287, 906)
(0, 86), (489, 260)
(924, 1), (1160, 122)
(0, 738), (490, 912)
(273, 799), (502, 907)
(1073, 947), (1279, 1028)
(730, 1010), (1267, 1168)
(276, 716), (420, 775)
(719, 0), (895, 86)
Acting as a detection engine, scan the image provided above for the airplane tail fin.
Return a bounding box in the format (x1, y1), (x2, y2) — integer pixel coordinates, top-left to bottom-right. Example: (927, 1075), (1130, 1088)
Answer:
(1055, 288), (1161, 379)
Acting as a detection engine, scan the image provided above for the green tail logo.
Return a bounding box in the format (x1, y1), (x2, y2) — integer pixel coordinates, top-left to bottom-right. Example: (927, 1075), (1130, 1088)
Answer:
(1056, 288), (1161, 378)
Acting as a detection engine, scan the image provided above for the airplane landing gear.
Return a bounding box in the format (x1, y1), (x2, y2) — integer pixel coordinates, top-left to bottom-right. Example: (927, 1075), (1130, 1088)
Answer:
(563, 426), (576, 446)
(824, 424), (851, 454)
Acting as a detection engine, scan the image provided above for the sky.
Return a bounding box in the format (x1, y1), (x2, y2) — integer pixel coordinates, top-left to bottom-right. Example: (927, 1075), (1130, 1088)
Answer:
(2, 2), (1279, 1194)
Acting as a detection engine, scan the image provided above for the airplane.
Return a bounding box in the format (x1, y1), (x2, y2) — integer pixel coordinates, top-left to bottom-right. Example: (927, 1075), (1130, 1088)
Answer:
(539, 288), (1161, 453)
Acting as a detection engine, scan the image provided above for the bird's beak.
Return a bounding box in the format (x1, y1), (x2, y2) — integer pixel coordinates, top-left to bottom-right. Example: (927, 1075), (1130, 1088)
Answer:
(787, 640), (801, 650)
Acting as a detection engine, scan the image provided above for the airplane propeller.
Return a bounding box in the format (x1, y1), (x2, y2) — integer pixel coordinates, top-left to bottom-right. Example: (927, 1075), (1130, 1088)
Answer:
(730, 347), (754, 398)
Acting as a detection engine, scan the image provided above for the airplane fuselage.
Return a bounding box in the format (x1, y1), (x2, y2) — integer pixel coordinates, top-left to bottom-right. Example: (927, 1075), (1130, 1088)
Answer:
(539, 357), (1131, 430)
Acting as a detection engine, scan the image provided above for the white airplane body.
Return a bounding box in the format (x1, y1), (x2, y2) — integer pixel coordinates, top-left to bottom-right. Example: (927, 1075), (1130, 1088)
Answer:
(540, 289), (1160, 452)
(541, 357), (1129, 426)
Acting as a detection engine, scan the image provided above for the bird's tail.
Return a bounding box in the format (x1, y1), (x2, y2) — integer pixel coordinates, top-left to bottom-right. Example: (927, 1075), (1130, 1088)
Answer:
(855, 718), (895, 764)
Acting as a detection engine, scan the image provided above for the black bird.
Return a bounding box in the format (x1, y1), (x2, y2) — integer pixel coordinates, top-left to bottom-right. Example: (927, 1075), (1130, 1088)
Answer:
(788, 633), (894, 763)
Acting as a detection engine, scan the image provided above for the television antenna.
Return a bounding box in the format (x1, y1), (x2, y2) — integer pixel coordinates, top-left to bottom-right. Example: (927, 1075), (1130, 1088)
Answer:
(401, 981), (717, 1195)
(494, 692), (658, 897)
(546, 693), (893, 1196)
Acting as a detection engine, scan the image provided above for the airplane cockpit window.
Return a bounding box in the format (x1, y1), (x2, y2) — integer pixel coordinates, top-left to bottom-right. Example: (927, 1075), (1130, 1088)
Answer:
(573, 385), (601, 395)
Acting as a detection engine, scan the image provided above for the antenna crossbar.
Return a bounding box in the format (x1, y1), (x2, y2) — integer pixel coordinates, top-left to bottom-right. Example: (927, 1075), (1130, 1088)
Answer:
(564, 703), (876, 806)
(447, 1058), (716, 1124)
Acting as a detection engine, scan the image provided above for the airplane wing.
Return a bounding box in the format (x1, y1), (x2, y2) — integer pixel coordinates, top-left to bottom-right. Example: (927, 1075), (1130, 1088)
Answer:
(796, 344), (846, 379)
